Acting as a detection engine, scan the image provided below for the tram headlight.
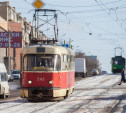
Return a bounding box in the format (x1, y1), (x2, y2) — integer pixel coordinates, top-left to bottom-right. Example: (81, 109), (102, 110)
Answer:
(49, 80), (53, 85)
(28, 80), (32, 85)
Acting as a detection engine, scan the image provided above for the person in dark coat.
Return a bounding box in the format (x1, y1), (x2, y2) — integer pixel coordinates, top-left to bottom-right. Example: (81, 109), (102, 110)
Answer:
(118, 68), (125, 85)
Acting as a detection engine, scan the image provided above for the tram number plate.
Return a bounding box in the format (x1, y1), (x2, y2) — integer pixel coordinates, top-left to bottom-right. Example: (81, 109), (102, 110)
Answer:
(37, 77), (45, 82)
(37, 48), (45, 52)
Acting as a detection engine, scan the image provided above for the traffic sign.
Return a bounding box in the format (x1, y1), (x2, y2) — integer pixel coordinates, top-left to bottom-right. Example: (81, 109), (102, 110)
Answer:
(32, 0), (45, 9)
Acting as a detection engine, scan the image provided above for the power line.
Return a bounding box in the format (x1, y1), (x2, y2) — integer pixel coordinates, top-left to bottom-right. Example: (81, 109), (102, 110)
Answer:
(65, 5), (126, 14)
(95, 0), (126, 32)
(46, 0), (122, 8)
(58, 9), (126, 22)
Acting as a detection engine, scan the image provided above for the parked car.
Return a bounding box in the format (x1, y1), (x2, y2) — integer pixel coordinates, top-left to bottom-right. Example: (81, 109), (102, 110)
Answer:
(11, 70), (20, 79)
(0, 63), (10, 98)
(91, 69), (99, 75)
(102, 71), (108, 75)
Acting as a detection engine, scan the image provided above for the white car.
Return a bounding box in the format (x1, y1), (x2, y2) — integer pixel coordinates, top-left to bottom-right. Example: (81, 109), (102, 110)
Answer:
(102, 71), (108, 75)
(0, 63), (10, 98)
(91, 69), (99, 75)
(11, 70), (20, 79)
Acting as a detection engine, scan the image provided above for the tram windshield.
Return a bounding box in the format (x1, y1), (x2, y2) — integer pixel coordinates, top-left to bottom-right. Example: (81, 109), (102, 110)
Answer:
(113, 60), (125, 65)
(23, 54), (61, 71)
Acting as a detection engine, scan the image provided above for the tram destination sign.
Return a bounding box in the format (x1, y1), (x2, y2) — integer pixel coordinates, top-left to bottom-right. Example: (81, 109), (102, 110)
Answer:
(0, 32), (22, 48)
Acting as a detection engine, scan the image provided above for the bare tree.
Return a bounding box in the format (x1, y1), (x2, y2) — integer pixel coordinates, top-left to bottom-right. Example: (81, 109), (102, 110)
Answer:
(75, 51), (101, 75)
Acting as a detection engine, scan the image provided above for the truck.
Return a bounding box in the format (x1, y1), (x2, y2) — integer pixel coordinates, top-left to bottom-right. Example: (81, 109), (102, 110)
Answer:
(0, 63), (10, 98)
(75, 58), (87, 78)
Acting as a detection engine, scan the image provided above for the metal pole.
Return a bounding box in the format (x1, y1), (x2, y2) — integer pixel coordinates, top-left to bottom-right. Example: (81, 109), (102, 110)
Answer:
(54, 14), (57, 40)
(37, 11), (39, 39)
(69, 38), (71, 48)
(8, 26), (11, 75)
(35, 11), (37, 38)
(114, 48), (116, 57)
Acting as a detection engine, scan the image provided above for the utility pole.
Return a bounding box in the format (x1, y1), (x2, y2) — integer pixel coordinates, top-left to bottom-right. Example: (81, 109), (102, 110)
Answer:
(8, 26), (11, 75)
(37, 11), (39, 39)
(69, 38), (71, 48)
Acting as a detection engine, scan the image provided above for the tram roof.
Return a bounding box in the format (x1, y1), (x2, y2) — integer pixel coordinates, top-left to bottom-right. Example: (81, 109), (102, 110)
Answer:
(21, 44), (75, 56)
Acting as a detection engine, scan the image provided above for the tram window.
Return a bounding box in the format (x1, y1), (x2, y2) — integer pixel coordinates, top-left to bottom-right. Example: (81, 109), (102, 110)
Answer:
(69, 55), (75, 70)
(36, 57), (54, 68)
(67, 55), (70, 62)
(62, 55), (67, 62)
(62, 55), (67, 70)
(70, 56), (75, 62)
(23, 56), (27, 71)
(23, 54), (61, 71)
(26, 55), (36, 71)
(54, 55), (61, 71)
(114, 61), (118, 65)
(113, 59), (125, 65)
(119, 60), (125, 65)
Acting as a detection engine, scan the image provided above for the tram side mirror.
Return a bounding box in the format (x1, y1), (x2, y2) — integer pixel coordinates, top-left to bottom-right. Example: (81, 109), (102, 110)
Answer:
(65, 64), (68, 69)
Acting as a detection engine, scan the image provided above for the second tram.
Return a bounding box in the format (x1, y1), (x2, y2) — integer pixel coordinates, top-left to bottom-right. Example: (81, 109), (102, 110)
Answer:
(111, 56), (125, 73)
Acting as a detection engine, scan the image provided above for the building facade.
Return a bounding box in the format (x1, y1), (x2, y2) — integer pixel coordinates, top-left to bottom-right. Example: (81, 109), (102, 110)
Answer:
(0, 1), (48, 71)
(0, 2), (32, 71)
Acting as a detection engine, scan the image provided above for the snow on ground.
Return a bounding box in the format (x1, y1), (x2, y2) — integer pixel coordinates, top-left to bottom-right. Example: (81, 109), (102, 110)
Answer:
(0, 74), (126, 113)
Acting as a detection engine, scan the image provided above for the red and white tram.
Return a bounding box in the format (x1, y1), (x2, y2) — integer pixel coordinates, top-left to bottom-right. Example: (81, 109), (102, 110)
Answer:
(20, 44), (75, 101)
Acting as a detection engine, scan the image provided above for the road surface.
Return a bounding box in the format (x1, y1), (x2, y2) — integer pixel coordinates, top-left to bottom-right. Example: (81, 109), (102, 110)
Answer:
(0, 74), (126, 113)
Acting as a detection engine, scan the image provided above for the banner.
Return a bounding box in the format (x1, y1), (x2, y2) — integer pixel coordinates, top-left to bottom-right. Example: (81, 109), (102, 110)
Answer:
(0, 32), (22, 48)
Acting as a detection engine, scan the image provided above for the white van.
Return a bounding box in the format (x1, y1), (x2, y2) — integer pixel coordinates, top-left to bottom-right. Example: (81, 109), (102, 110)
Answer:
(0, 63), (10, 98)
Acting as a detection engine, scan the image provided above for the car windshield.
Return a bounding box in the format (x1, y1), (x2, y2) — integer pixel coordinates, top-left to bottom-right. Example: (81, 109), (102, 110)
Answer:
(92, 69), (97, 72)
(0, 73), (8, 81)
(23, 54), (61, 71)
(12, 71), (20, 74)
(102, 71), (106, 72)
(102, 71), (107, 73)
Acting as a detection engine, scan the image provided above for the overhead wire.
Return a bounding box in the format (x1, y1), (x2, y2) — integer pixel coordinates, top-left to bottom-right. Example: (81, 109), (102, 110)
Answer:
(23, 0), (126, 47)
(58, 11), (126, 31)
(67, 5), (126, 14)
(57, 6), (126, 22)
(95, 0), (126, 32)
(57, 18), (126, 37)
(45, 0), (122, 8)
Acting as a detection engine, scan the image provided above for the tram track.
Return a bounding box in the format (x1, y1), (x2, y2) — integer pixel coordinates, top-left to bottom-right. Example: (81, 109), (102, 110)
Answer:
(110, 93), (126, 113)
(68, 81), (120, 113)
(75, 75), (118, 88)
(0, 98), (28, 111)
(26, 79), (120, 113)
(0, 75), (122, 113)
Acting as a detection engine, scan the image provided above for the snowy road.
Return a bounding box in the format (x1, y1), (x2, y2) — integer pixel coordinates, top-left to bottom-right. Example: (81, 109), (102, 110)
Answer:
(0, 74), (126, 113)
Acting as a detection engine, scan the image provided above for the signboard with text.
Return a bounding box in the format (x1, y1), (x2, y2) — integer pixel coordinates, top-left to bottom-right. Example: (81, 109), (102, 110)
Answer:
(0, 32), (22, 48)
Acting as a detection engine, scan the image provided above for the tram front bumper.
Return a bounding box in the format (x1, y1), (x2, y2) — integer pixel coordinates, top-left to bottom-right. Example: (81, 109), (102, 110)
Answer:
(21, 88), (67, 98)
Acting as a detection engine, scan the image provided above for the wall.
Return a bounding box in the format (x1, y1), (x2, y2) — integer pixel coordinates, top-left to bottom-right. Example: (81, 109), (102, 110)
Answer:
(0, 2), (8, 21)
(8, 22), (22, 70)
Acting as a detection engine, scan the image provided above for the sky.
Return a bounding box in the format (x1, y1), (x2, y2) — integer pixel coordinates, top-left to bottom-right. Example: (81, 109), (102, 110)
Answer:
(1, 0), (126, 73)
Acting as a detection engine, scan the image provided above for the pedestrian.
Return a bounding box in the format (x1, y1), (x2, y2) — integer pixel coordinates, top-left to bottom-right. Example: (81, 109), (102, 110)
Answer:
(118, 68), (125, 85)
